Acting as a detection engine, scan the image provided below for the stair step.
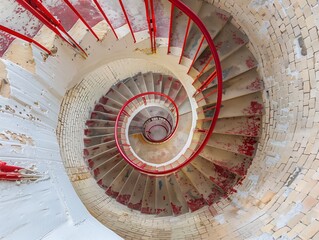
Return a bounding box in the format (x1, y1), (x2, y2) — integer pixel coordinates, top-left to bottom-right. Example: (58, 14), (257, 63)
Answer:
(155, 177), (172, 216)
(87, 148), (120, 169)
(143, 72), (155, 93)
(198, 92), (263, 119)
(141, 176), (156, 214)
(125, 77), (142, 96)
(90, 111), (118, 121)
(115, 81), (134, 99)
(197, 69), (263, 106)
(84, 127), (115, 137)
(191, 156), (237, 193)
(133, 73), (148, 95)
(83, 141), (116, 158)
(153, 0), (171, 38)
(174, 170), (206, 212)
(162, 75), (173, 97)
(92, 154), (122, 181)
(166, 174), (189, 215)
(95, 0), (126, 30)
(94, 103), (120, 115)
(121, 0), (148, 32)
(170, 0), (202, 48)
(182, 165), (222, 205)
(193, 21), (248, 71)
(128, 174), (147, 211)
(101, 93), (125, 107)
(174, 86), (188, 107)
(153, 73), (163, 101)
(86, 119), (116, 128)
(184, 4), (231, 60)
(207, 133), (258, 157)
(166, 79), (182, 102)
(84, 134), (115, 147)
(116, 170), (140, 205)
(199, 146), (252, 176)
(196, 46), (258, 89)
(106, 165), (133, 198)
(98, 160), (127, 189)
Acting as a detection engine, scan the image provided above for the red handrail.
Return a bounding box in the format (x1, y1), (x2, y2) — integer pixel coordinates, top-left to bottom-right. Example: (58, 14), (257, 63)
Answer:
(0, 25), (51, 55)
(118, 0), (136, 43)
(63, 0), (100, 41)
(115, 92), (180, 173)
(93, 0), (119, 40)
(114, 0), (222, 175)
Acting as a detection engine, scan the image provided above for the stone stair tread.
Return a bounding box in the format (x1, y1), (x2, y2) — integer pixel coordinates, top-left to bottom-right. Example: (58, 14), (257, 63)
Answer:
(182, 165), (222, 205)
(207, 133), (258, 157)
(166, 174), (189, 215)
(106, 165), (133, 198)
(174, 170), (206, 212)
(93, 155), (123, 180)
(199, 146), (252, 176)
(83, 140), (116, 158)
(84, 134), (115, 147)
(193, 21), (248, 71)
(128, 174), (147, 211)
(87, 148), (120, 169)
(155, 177), (172, 216)
(116, 170), (140, 205)
(98, 160), (127, 189)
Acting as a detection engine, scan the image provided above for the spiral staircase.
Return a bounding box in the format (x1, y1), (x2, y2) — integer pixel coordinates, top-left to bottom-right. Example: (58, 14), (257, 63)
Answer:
(0, 0), (264, 237)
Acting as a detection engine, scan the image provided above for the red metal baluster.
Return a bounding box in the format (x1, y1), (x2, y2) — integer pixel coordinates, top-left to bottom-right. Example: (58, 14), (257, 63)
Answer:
(92, 0), (119, 40)
(179, 17), (191, 64)
(187, 35), (204, 74)
(144, 0), (153, 52)
(167, 3), (174, 54)
(118, 0), (136, 43)
(150, 0), (157, 53)
(0, 25), (51, 55)
(16, 0), (87, 57)
(63, 0), (100, 41)
(192, 55), (214, 84)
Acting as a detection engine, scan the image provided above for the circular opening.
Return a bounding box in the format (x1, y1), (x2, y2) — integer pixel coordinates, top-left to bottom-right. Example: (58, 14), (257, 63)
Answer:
(143, 116), (173, 142)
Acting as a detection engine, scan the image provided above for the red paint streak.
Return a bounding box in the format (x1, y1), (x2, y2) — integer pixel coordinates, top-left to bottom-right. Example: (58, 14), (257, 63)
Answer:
(86, 120), (95, 127)
(156, 208), (166, 214)
(100, 97), (108, 104)
(94, 168), (100, 177)
(206, 191), (220, 205)
(106, 186), (119, 198)
(84, 138), (91, 144)
(187, 198), (206, 212)
(128, 200), (142, 210)
(97, 179), (102, 185)
(0, 33), (15, 57)
(216, 12), (229, 22)
(246, 77), (262, 91)
(171, 202), (182, 215)
(83, 149), (89, 156)
(232, 31), (245, 45)
(84, 129), (91, 136)
(237, 137), (257, 157)
(141, 206), (153, 214)
(116, 194), (131, 205)
(246, 56), (256, 68)
(243, 101), (263, 115)
(87, 159), (94, 168)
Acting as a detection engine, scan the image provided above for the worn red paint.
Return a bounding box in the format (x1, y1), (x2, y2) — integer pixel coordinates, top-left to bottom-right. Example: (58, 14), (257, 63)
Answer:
(116, 194), (131, 205)
(246, 77), (262, 91)
(106, 186), (119, 198)
(187, 198), (206, 212)
(237, 137), (257, 156)
(216, 12), (229, 22)
(232, 31), (245, 45)
(83, 149), (89, 156)
(94, 168), (100, 177)
(170, 202), (182, 215)
(245, 56), (256, 68)
(243, 101), (263, 115)
(128, 200), (142, 210)
(141, 206), (154, 214)
(156, 208), (166, 214)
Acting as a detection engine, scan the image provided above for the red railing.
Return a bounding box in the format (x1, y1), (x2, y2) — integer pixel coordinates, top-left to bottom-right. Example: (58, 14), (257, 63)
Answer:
(115, 92), (180, 173)
(3, 0), (223, 175)
(114, 0), (222, 175)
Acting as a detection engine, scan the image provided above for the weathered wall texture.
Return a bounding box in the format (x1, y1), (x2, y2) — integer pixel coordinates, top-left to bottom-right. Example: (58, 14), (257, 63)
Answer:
(0, 0), (318, 239)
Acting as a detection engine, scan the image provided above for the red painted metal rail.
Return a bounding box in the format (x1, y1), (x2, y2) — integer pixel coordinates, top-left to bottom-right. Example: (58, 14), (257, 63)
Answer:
(115, 0), (223, 175)
(115, 92), (180, 174)
(0, 25), (51, 55)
